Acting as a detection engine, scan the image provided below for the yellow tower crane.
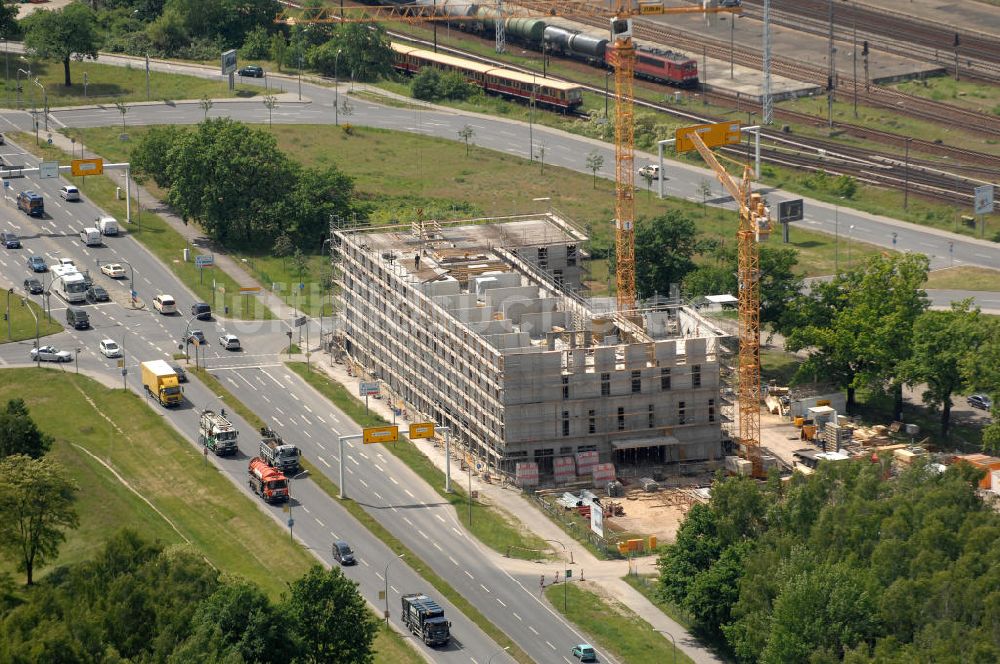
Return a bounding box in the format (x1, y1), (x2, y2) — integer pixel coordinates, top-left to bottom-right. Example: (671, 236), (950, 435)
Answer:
(277, 1), (742, 315)
(684, 128), (770, 477)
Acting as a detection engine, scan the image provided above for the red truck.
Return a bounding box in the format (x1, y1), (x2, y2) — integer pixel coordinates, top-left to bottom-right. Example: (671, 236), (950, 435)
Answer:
(248, 457), (289, 503)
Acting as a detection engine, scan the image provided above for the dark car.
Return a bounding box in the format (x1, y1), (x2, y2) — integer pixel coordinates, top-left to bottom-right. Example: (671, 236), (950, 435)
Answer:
(168, 362), (188, 383)
(66, 307), (90, 330)
(187, 329), (207, 346)
(86, 285), (110, 303)
(1, 231), (20, 249)
(27, 255), (47, 272)
(238, 65), (264, 78)
(191, 302), (212, 320)
(331, 540), (356, 566)
(23, 278), (43, 295)
(968, 394), (993, 411)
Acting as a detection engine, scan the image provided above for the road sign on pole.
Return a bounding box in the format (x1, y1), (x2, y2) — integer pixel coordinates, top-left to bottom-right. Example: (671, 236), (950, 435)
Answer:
(71, 158), (103, 176)
(39, 161), (59, 179)
(194, 254), (214, 268)
(363, 426), (398, 444)
(359, 381), (380, 397)
(778, 199), (804, 223)
(409, 422), (435, 439)
(974, 184), (994, 215)
(675, 121), (741, 153)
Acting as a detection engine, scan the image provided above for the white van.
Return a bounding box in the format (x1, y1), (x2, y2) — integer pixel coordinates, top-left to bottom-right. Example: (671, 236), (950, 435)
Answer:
(80, 227), (102, 246)
(153, 294), (177, 315)
(97, 216), (119, 236)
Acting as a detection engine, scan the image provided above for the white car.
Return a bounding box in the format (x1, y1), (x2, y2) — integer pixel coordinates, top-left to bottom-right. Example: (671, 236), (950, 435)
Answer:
(638, 164), (661, 180)
(219, 333), (241, 351)
(30, 345), (72, 362)
(152, 294), (177, 315)
(100, 263), (126, 278)
(59, 185), (80, 201)
(99, 339), (122, 358)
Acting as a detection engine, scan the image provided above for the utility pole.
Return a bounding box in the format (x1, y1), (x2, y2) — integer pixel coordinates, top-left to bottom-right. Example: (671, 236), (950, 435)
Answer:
(762, 0), (772, 124)
(827, 0), (835, 129)
(851, 3), (858, 118)
(903, 137), (911, 210)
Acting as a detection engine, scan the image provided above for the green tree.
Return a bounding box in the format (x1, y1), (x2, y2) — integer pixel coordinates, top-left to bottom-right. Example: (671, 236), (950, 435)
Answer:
(283, 565), (378, 664)
(270, 32), (287, 72)
(0, 3), (18, 40)
(963, 316), (1000, 453)
(585, 151), (604, 188)
(240, 25), (272, 59)
(0, 398), (52, 459)
(458, 125), (475, 156)
(0, 455), (78, 584)
(131, 125), (187, 188)
(785, 253), (929, 414)
(633, 210), (700, 300)
(330, 23), (393, 82)
(758, 245), (803, 335)
(411, 67), (442, 101)
(22, 3), (101, 87)
(145, 7), (189, 55)
(274, 233), (294, 269)
(897, 300), (989, 436)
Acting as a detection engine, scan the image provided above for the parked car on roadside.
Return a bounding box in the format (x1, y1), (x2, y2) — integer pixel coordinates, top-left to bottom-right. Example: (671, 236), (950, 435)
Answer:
(968, 394), (993, 411)
(238, 65), (264, 77)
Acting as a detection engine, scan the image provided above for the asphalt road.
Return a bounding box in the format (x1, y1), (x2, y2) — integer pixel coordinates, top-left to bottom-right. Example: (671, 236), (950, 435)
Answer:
(0, 140), (513, 664)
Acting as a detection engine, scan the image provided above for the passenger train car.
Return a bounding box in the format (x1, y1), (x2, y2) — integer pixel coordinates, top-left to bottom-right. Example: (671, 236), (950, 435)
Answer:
(391, 42), (584, 112)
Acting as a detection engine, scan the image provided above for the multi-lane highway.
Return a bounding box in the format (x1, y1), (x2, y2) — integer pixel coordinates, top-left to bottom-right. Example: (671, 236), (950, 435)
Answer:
(0, 134), (620, 664)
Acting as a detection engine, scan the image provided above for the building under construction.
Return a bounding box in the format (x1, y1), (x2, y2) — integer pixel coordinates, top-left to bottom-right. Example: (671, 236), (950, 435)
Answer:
(335, 212), (727, 481)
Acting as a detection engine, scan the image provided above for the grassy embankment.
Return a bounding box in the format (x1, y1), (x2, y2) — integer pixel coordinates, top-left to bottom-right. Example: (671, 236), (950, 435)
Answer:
(0, 296), (61, 343)
(0, 368), (420, 663)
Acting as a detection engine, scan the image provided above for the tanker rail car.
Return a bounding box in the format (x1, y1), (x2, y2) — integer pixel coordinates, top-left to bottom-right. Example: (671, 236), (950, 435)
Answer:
(396, 2), (699, 88)
(392, 42), (584, 112)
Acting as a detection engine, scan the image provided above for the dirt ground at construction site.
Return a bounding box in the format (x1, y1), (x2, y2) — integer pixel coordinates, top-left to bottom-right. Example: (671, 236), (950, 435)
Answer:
(605, 486), (707, 544)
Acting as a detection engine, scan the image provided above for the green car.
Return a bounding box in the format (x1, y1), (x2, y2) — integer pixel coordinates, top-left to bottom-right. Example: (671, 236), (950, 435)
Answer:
(572, 644), (597, 662)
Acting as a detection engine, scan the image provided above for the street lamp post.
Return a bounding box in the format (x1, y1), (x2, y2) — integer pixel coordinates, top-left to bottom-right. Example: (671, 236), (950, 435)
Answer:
(334, 49), (342, 126)
(529, 75), (535, 162)
(180, 311), (204, 364)
(487, 646), (511, 664)
(654, 629), (677, 664)
(543, 538), (574, 564)
(384, 553), (404, 624)
(604, 70), (611, 119)
(21, 298), (39, 367)
(903, 137), (911, 210)
(75, 348), (81, 374)
(848, 224), (855, 269)
(5, 287), (11, 339)
(32, 78), (47, 131)
(834, 204), (839, 273)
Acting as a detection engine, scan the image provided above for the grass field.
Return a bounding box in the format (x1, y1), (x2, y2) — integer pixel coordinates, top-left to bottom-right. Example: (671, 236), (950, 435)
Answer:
(544, 582), (696, 664)
(0, 369), (420, 663)
(12, 133), (274, 320)
(2, 59), (263, 109)
(924, 266), (1000, 291)
(0, 295), (61, 343)
(285, 362), (551, 560)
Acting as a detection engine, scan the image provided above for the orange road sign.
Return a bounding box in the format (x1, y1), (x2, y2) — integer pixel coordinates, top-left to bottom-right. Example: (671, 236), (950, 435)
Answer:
(675, 121), (742, 153)
(71, 158), (104, 176)
(363, 425), (398, 444)
(408, 422), (435, 439)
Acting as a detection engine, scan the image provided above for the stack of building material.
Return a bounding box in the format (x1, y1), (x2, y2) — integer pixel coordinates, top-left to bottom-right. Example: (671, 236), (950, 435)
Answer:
(515, 462), (539, 488)
(724, 455), (753, 476)
(592, 463), (616, 485)
(639, 477), (659, 492)
(953, 454), (1000, 490)
(553, 456), (576, 483)
(576, 450), (599, 478)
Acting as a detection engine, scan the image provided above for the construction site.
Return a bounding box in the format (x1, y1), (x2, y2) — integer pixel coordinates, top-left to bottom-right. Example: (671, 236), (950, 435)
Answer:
(334, 212), (730, 486)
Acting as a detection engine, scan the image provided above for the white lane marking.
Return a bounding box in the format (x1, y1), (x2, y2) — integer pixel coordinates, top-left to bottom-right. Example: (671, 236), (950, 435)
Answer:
(316, 415), (326, 423)
(330, 530), (339, 539)
(464, 570), (474, 579)
(349, 456), (359, 465)
(435, 514), (446, 523)
(359, 478), (368, 488)
(303, 430), (313, 438)
(448, 555), (459, 566)
(331, 414), (341, 424)
(315, 518), (325, 527)
(546, 641), (555, 650)
(403, 516), (413, 526)
(405, 489), (415, 498)
(451, 527), (462, 537)
(275, 407), (285, 415)
(376, 572), (384, 581)
(418, 530), (429, 540)
(497, 598), (506, 607)
(375, 464), (384, 473)
(236, 372), (258, 390)
(291, 392), (300, 401)
(318, 456), (331, 468)
(346, 466), (354, 474)
(374, 491), (383, 500)
(433, 542), (443, 551)
(528, 626), (539, 635)
(303, 404), (313, 413)
(261, 395), (270, 403)
(359, 558), (369, 567)
(480, 584), (490, 593)
(390, 585), (397, 594)
(301, 506), (311, 513)
(316, 442), (326, 450)
(272, 417), (283, 427)
(360, 452), (369, 459)
(389, 476), (399, 485)
(300, 414), (311, 425)
(513, 612), (522, 621)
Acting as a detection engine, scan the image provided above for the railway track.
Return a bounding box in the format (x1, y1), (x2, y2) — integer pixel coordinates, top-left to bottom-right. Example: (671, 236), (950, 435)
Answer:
(738, 0), (1000, 83)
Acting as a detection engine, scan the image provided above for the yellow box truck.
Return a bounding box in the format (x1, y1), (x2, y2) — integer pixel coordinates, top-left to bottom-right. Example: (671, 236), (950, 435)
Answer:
(141, 360), (183, 407)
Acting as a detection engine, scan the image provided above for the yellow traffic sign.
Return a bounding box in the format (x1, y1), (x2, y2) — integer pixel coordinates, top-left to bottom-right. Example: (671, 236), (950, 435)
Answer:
(675, 121), (742, 153)
(117, 359), (124, 368)
(363, 425), (398, 444)
(408, 422), (435, 440)
(71, 158), (104, 176)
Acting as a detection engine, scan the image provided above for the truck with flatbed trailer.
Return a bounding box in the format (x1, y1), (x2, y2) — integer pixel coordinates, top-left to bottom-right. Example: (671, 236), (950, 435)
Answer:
(199, 409), (238, 456)
(401, 593), (451, 646)
(248, 457), (290, 503)
(259, 427), (301, 474)
(140, 360), (183, 407)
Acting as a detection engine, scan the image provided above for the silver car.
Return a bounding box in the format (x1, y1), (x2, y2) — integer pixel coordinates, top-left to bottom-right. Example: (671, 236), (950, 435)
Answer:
(59, 185), (80, 201)
(219, 333), (241, 351)
(30, 345), (72, 362)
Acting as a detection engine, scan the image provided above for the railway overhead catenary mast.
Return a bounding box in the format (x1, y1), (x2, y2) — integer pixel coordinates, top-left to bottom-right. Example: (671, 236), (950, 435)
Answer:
(277, 1), (742, 314)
